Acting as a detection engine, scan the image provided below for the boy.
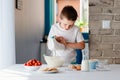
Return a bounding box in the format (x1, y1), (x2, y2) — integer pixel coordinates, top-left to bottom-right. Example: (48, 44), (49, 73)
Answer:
(47, 5), (85, 64)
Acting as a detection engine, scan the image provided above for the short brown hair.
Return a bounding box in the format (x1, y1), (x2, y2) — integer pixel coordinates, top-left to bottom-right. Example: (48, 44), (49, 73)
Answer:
(60, 5), (78, 21)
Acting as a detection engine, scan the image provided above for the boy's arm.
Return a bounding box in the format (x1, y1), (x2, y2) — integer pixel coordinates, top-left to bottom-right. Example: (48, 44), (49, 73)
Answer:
(55, 36), (85, 49)
(65, 41), (85, 49)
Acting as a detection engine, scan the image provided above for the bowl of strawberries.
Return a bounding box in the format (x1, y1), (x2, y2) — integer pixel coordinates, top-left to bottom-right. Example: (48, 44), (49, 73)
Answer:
(24, 59), (42, 71)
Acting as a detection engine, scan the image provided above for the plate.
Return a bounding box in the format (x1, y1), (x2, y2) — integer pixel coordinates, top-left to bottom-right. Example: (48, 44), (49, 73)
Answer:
(42, 70), (59, 73)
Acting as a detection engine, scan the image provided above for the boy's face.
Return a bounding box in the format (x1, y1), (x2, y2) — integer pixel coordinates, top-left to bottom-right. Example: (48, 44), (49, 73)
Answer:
(60, 17), (75, 30)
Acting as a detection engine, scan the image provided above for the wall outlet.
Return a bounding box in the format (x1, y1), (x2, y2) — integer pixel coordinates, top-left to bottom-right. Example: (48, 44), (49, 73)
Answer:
(16, 0), (22, 10)
(102, 20), (111, 29)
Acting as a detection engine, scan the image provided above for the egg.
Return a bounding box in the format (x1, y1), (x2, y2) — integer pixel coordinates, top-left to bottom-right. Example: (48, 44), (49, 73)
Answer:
(69, 65), (76, 69)
(76, 65), (81, 70)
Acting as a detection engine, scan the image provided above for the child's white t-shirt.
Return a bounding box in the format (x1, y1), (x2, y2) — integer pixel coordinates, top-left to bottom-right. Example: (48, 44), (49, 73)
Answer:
(47, 23), (84, 63)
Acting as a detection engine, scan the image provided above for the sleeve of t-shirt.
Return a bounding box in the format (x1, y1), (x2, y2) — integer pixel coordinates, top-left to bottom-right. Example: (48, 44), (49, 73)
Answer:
(48, 25), (55, 39)
(47, 25), (65, 51)
(76, 29), (84, 42)
(47, 25), (55, 50)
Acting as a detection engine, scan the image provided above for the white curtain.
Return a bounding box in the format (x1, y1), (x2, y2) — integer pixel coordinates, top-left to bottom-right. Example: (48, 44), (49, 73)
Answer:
(0, 0), (15, 69)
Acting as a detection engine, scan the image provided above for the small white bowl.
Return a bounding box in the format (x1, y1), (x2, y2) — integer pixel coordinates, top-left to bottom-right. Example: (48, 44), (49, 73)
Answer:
(24, 66), (40, 71)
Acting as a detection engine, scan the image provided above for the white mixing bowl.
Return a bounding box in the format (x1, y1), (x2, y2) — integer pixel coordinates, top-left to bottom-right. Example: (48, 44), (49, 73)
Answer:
(44, 55), (64, 67)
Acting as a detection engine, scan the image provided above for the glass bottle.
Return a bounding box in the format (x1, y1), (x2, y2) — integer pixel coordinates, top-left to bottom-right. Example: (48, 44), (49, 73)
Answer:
(81, 50), (89, 71)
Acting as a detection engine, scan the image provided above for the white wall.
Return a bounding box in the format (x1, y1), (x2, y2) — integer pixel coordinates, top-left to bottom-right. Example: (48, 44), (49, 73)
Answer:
(15, 0), (44, 63)
(0, 0), (15, 69)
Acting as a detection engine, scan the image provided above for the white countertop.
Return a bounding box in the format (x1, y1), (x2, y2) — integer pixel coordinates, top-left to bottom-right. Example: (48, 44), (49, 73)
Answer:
(0, 64), (120, 80)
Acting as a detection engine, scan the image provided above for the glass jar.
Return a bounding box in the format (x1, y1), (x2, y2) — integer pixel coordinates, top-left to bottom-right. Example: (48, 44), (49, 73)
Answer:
(96, 59), (110, 71)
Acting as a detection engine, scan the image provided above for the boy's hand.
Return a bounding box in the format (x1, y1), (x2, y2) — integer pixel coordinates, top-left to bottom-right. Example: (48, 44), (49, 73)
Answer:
(55, 36), (67, 47)
(55, 36), (62, 43)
